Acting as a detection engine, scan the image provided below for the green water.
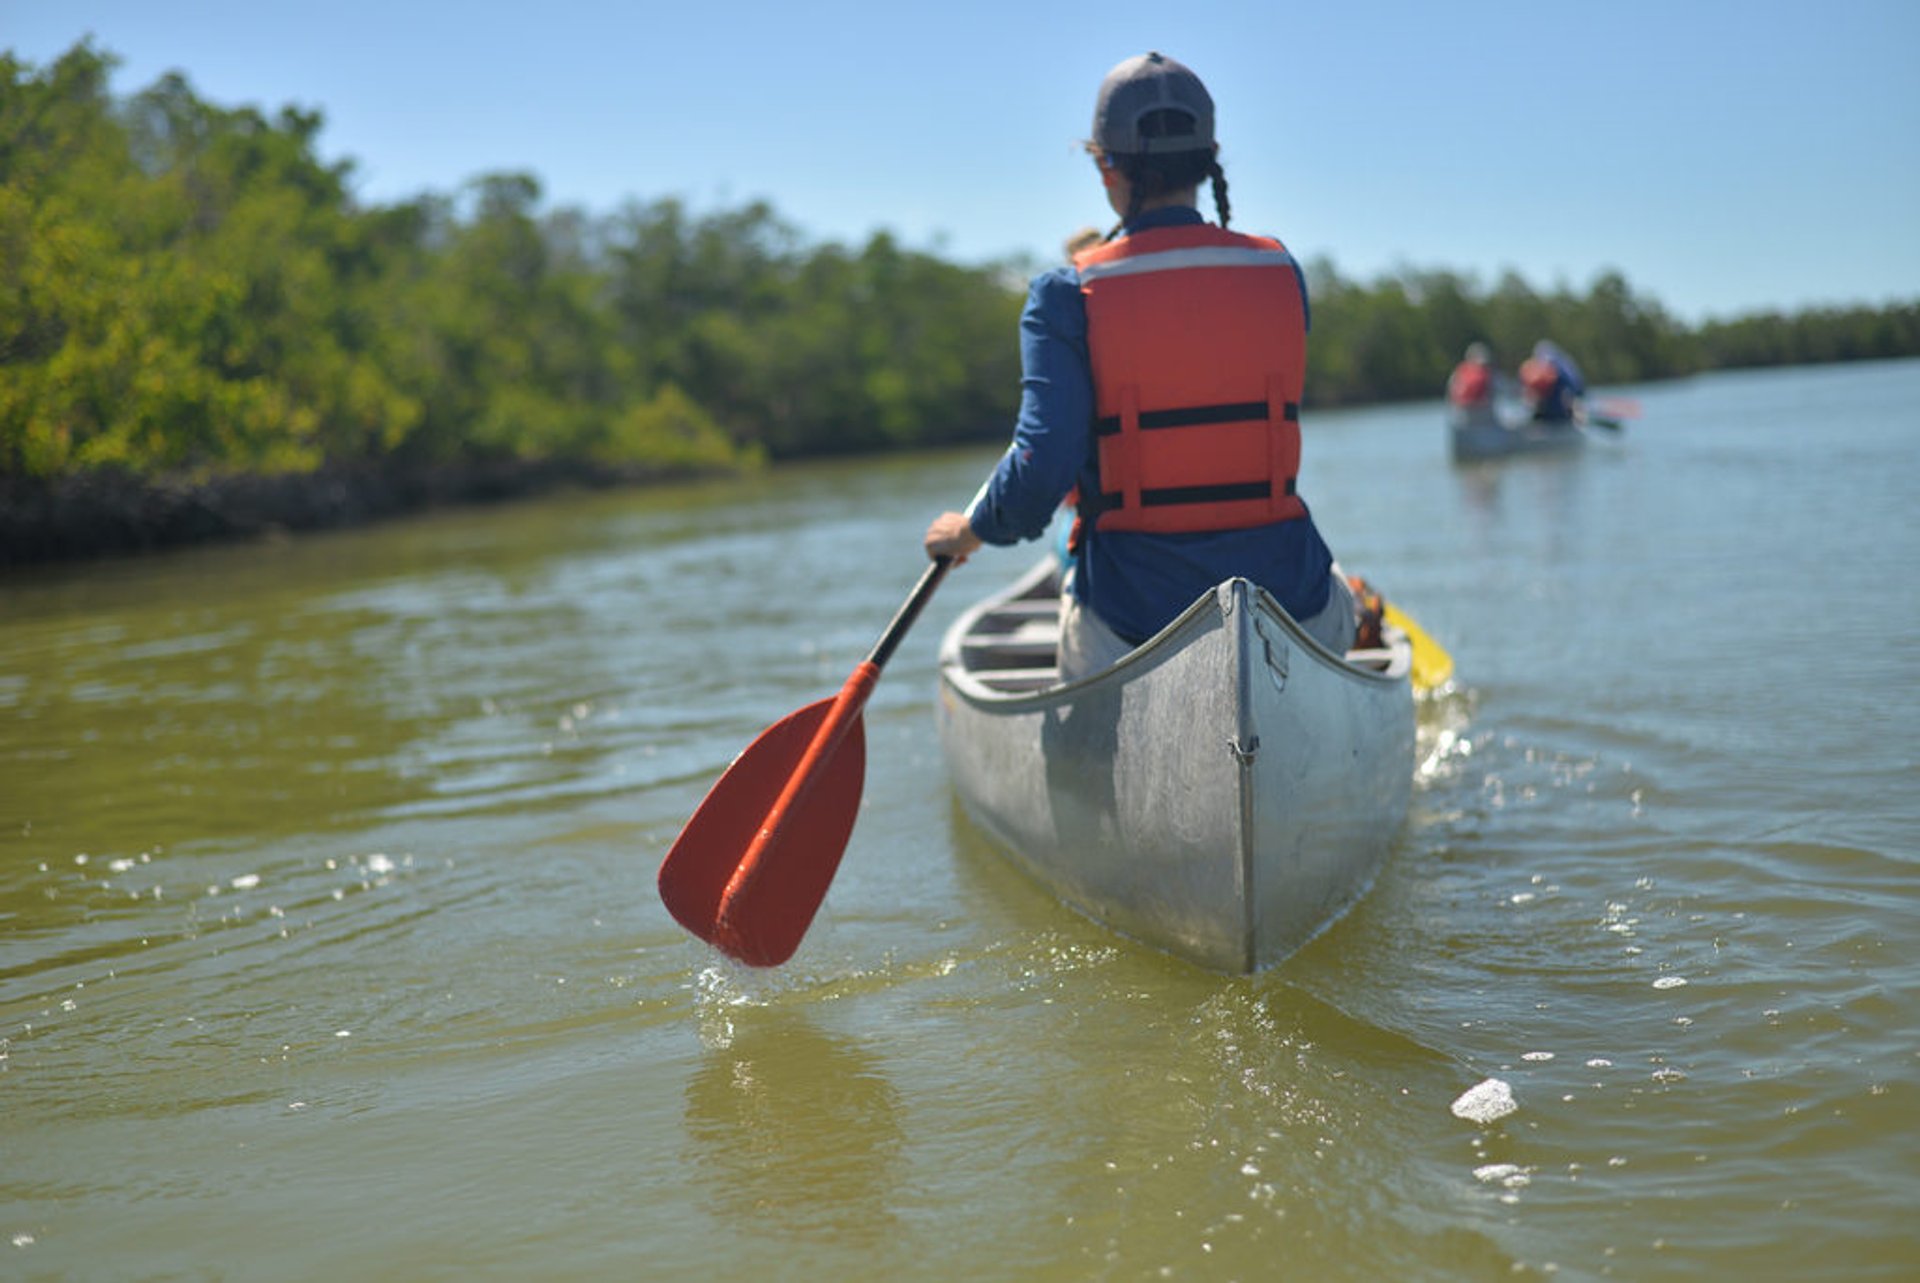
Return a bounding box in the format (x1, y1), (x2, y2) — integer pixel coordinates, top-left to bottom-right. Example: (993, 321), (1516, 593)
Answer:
(4, 361), (1917, 1280)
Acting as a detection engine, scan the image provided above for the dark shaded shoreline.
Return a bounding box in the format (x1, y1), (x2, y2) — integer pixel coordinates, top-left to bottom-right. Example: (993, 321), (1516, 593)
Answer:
(0, 460), (729, 571)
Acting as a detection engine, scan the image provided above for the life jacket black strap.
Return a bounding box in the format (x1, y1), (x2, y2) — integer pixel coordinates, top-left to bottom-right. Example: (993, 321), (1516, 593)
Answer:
(1094, 399), (1298, 437)
(1085, 476), (1296, 517)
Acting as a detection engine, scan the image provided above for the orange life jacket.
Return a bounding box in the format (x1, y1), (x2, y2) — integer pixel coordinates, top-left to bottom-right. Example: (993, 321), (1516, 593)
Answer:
(1518, 356), (1559, 401)
(1448, 361), (1493, 407)
(1071, 224), (1308, 534)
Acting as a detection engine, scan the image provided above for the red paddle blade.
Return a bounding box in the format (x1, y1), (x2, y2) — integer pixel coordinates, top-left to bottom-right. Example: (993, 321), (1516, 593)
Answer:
(1592, 397), (1642, 419)
(657, 696), (867, 966)
(655, 560), (939, 969)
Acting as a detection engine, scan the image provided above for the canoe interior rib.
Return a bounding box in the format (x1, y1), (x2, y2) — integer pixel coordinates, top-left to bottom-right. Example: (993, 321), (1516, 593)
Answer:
(936, 558), (1416, 972)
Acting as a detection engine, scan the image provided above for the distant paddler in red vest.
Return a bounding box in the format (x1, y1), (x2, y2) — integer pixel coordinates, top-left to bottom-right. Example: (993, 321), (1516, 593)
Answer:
(1448, 343), (1496, 408)
(1447, 342), (1500, 426)
(924, 52), (1356, 680)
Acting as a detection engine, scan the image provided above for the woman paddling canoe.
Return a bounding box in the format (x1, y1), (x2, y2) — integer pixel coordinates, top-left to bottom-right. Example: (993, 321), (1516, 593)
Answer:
(923, 51), (1360, 682)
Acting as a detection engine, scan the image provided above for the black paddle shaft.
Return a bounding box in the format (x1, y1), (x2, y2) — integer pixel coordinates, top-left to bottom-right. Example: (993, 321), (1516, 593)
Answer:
(866, 556), (952, 671)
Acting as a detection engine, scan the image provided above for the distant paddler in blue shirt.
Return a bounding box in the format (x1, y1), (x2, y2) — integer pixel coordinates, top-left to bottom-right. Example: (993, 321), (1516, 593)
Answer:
(923, 51), (1356, 682)
(1518, 339), (1587, 423)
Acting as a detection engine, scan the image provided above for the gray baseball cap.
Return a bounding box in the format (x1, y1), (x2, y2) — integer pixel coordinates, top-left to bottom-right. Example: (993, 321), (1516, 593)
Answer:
(1091, 52), (1215, 155)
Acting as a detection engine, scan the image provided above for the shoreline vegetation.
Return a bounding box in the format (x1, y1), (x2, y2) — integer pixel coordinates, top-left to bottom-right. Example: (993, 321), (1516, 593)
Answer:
(6, 42), (1919, 570)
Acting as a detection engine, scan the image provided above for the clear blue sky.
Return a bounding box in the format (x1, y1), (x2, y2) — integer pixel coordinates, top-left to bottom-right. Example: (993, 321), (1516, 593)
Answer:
(8, 0), (1918, 322)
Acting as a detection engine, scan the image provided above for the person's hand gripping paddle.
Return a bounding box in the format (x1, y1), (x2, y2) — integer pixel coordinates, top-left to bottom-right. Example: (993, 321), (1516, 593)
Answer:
(657, 557), (952, 966)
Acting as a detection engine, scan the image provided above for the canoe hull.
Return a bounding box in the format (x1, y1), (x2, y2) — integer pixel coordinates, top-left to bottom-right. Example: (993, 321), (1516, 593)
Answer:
(936, 563), (1415, 973)
(1449, 406), (1585, 461)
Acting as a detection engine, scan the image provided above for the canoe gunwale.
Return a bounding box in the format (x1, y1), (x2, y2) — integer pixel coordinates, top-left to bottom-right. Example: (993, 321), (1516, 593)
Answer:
(938, 558), (1410, 710)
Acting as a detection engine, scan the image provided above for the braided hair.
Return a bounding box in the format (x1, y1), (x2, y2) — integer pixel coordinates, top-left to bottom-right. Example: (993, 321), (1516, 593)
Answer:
(1103, 107), (1231, 238)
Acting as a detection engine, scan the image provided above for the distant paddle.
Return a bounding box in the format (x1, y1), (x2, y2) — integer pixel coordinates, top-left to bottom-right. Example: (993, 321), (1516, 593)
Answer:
(1577, 396), (1641, 432)
(1574, 403), (1635, 434)
(658, 557), (952, 966)
(1382, 601), (1455, 693)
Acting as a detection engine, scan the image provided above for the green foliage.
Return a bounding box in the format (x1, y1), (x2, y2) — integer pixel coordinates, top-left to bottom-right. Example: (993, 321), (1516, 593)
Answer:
(0, 44), (1005, 483)
(598, 383), (757, 471)
(1303, 264), (1701, 406)
(2, 41), (1915, 492)
(1694, 303), (1920, 370)
(0, 43), (400, 477)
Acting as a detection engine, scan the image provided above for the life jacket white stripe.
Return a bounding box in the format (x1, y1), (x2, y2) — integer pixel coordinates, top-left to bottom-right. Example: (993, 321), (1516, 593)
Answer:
(1077, 245), (1296, 283)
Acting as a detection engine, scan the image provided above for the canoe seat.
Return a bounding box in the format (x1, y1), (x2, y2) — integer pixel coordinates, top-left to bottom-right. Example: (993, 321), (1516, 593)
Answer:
(962, 634), (1059, 670)
(983, 599), (1059, 622)
(975, 666), (1060, 693)
(955, 584), (1062, 688)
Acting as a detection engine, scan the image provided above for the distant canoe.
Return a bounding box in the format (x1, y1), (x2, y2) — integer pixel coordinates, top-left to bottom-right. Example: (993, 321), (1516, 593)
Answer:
(936, 558), (1415, 973)
(1448, 405), (1588, 462)
(1449, 399), (1627, 462)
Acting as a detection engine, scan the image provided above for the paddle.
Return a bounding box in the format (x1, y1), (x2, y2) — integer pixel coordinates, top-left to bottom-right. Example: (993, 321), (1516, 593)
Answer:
(1382, 601), (1455, 693)
(1575, 396), (1641, 432)
(1589, 396), (1642, 420)
(657, 556), (952, 967)
(1576, 408), (1625, 432)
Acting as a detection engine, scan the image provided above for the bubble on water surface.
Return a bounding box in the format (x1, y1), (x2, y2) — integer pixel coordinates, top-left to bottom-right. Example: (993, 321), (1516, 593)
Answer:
(230, 873), (261, 890)
(1450, 1078), (1518, 1123)
(1652, 976), (1687, 990)
(1473, 1163), (1532, 1188)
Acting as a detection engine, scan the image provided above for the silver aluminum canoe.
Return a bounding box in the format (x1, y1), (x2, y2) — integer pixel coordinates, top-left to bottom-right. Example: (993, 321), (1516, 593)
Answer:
(1449, 404), (1587, 462)
(936, 559), (1416, 973)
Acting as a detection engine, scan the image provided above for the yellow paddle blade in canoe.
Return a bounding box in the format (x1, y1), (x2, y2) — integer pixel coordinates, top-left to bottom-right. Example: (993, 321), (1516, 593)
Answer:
(1382, 602), (1454, 693)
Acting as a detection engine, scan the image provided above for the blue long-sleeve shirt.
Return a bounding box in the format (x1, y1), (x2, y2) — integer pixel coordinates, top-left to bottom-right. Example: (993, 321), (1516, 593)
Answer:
(966, 206), (1337, 644)
(1534, 341), (1586, 396)
(1527, 341), (1587, 421)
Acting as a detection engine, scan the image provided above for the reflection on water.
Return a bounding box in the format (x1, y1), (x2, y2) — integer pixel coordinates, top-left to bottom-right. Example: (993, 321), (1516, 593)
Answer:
(683, 990), (903, 1245)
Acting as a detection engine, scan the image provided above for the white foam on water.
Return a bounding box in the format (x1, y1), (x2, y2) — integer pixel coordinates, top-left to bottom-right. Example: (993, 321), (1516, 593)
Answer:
(1473, 1163), (1533, 1188)
(1450, 1077), (1518, 1123)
